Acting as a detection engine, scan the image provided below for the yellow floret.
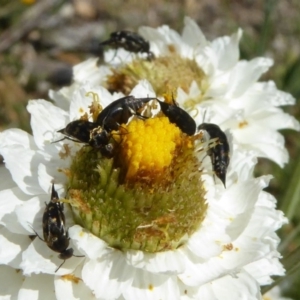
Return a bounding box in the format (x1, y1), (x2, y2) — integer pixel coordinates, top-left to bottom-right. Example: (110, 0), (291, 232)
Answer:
(120, 116), (182, 183)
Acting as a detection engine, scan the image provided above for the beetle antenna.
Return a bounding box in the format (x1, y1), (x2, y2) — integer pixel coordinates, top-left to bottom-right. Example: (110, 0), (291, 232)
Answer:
(27, 223), (44, 242)
(55, 260), (66, 273)
(72, 254), (85, 258)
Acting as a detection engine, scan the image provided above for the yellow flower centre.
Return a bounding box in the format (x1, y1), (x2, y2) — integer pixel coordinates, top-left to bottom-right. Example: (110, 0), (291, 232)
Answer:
(118, 117), (181, 184)
(106, 53), (207, 99)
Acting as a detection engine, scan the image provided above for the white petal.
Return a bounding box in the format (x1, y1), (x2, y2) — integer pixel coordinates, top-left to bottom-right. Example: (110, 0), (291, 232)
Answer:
(182, 17), (207, 48)
(125, 249), (186, 274)
(13, 195), (45, 234)
(157, 25), (182, 50)
(0, 129), (44, 195)
(0, 265), (24, 299)
(255, 110), (300, 131)
(82, 252), (133, 300)
(244, 255), (285, 285)
(226, 58), (273, 98)
(138, 26), (170, 56)
(203, 270), (261, 300)
(179, 249), (239, 287)
(221, 179), (262, 240)
(0, 186), (28, 224)
(232, 126), (288, 166)
(254, 81), (296, 106)
(187, 206), (231, 259)
(0, 227), (31, 268)
(177, 279), (202, 299)
(18, 273), (56, 300)
(226, 148), (257, 182)
(245, 206), (287, 238)
(257, 191), (277, 208)
(36, 153), (71, 193)
(69, 86), (95, 121)
(123, 269), (180, 300)
(219, 236), (271, 271)
(69, 85), (115, 121)
(0, 128), (37, 149)
(0, 163), (16, 190)
(211, 29), (242, 71)
(68, 225), (110, 260)
(55, 267), (96, 300)
(1, 193), (51, 237)
(27, 100), (69, 150)
(196, 46), (220, 77)
(49, 86), (73, 111)
(73, 58), (102, 86)
(130, 80), (156, 98)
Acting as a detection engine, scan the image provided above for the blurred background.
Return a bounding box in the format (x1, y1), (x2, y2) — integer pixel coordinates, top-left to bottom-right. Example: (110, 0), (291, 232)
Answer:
(0, 0), (299, 298)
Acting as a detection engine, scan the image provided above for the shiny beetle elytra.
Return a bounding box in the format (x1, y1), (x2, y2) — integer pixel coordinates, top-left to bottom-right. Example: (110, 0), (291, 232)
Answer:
(96, 95), (158, 131)
(157, 99), (196, 136)
(32, 183), (84, 272)
(198, 123), (230, 187)
(99, 30), (154, 59)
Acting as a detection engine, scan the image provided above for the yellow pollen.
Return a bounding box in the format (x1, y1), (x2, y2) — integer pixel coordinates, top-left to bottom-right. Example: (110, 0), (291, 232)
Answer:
(59, 144), (71, 159)
(119, 117), (181, 183)
(238, 120), (248, 128)
(61, 274), (82, 284)
(223, 243), (234, 251)
(86, 91), (103, 121)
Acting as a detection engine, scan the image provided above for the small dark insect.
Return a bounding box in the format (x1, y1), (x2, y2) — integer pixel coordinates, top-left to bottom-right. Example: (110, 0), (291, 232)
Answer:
(33, 183), (84, 272)
(57, 120), (99, 144)
(96, 95), (158, 131)
(157, 99), (196, 136)
(198, 123), (230, 187)
(88, 126), (115, 157)
(99, 30), (154, 60)
(57, 120), (113, 157)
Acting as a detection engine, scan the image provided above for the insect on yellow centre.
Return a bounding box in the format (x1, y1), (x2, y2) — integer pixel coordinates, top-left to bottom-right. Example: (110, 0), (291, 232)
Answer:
(67, 107), (208, 252)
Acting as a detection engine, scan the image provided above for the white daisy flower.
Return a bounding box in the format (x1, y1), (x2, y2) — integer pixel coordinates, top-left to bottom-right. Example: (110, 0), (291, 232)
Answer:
(0, 17), (298, 299)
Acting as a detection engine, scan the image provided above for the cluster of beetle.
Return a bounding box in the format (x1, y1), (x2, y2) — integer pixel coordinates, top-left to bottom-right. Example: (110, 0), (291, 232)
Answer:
(32, 30), (230, 272)
(58, 94), (229, 187)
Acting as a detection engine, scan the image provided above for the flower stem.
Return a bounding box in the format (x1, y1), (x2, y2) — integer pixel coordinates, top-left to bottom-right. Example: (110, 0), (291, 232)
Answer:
(280, 154), (300, 221)
(279, 221), (300, 253)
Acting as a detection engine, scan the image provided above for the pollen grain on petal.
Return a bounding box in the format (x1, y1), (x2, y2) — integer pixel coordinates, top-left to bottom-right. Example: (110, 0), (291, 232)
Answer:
(61, 274), (82, 284)
(238, 120), (248, 128)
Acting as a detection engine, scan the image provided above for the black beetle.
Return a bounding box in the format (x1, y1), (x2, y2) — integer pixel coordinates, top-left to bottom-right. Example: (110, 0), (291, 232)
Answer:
(99, 30), (154, 60)
(96, 95), (157, 131)
(157, 99), (196, 136)
(198, 123), (230, 187)
(32, 183), (84, 272)
(57, 120), (114, 157)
